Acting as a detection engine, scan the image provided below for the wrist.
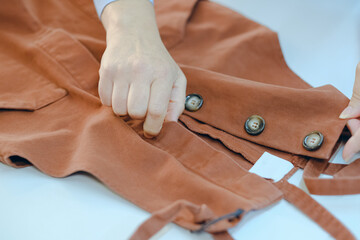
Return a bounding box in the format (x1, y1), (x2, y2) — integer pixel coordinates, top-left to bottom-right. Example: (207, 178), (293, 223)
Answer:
(101, 0), (159, 37)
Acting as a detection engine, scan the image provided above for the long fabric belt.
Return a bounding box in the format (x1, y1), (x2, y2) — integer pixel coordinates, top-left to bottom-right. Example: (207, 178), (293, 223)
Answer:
(130, 178), (356, 239)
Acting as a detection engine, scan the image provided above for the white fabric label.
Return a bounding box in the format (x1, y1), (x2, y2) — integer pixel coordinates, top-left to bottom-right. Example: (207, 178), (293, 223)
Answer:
(249, 152), (294, 182)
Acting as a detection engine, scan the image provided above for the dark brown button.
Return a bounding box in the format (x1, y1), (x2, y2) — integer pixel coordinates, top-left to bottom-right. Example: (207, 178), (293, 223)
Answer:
(185, 93), (203, 112)
(303, 131), (324, 151)
(244, 115), (265, 135)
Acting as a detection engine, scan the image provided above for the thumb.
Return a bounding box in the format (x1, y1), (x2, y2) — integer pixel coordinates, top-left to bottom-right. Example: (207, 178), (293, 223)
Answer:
(339, 62), (360, 119)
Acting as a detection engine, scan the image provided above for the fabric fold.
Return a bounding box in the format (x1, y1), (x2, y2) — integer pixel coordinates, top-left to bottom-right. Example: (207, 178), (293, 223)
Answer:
(180, 65), (348, 160)
(0, 0), (357, 239)
(155, 0), (200, 49)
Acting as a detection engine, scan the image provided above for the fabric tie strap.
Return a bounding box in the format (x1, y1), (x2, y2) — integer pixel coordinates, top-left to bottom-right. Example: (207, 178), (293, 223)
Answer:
(275, 180), (355, 240)
(130, 199), (244, 240)
(303, 158), (360, 195)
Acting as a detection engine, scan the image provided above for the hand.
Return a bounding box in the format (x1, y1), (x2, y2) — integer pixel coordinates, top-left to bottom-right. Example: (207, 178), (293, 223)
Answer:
(339, 63), (360, 161)
(98, 0), (186, 137)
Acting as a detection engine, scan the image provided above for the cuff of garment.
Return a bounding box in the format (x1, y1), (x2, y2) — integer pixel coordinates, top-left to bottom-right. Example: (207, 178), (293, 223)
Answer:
(93, 0), (154, 18)
(180, 65), (349, 160)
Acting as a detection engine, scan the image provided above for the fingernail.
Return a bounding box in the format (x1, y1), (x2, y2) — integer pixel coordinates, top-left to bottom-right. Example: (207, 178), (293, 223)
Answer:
(339, 106), (353, 119)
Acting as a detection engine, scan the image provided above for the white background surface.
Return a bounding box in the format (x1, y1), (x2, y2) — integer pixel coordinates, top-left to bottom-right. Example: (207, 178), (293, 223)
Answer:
(1, 0), (360, 239)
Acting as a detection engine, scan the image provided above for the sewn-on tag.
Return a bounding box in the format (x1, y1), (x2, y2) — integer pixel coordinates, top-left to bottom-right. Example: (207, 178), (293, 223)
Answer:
(249, 152), (294, 182)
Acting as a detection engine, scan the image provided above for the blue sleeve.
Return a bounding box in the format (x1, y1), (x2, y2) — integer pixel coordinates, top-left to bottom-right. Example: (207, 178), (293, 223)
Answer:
(93, 0), (154, 18)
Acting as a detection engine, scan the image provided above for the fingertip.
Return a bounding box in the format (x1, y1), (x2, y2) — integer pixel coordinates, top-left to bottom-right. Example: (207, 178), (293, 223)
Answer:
(144, 131), (155, 139)
(339, 106), (352, 119)
(344, 154), (352, 163)
(143, 113), (164, 138)
(342, 149), (352, 163)
(143, 127), (160, 138)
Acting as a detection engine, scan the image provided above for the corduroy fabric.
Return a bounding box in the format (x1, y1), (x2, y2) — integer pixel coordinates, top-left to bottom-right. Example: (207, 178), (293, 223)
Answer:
(0, 0), (357, 239)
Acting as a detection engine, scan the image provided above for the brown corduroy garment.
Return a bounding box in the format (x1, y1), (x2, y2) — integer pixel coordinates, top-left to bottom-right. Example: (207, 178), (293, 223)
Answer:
(0, 0), (358, 239)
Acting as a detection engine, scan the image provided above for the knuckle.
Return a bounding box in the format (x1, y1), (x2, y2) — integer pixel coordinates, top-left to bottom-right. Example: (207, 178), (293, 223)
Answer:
(98, 86), (112, 106)
(148, 106), (165, 119)
(115, 64), (126, 73)
(116, 95), (128, 103)
(128, 108), (146, 119)
(100, 63), (126, 78)
(178, 102), (185, 112)
(98, 75), (106, 88)
(113, 88), (128, 100)
(98, 82), (110, 96)
(352, 91), (360, 101)
(131, 57), (151, 74)
(179, 71), (187, 83)
(156, 65), (171, 79)
(99, 64), (114, 75)
(175, 73), (187, 88)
